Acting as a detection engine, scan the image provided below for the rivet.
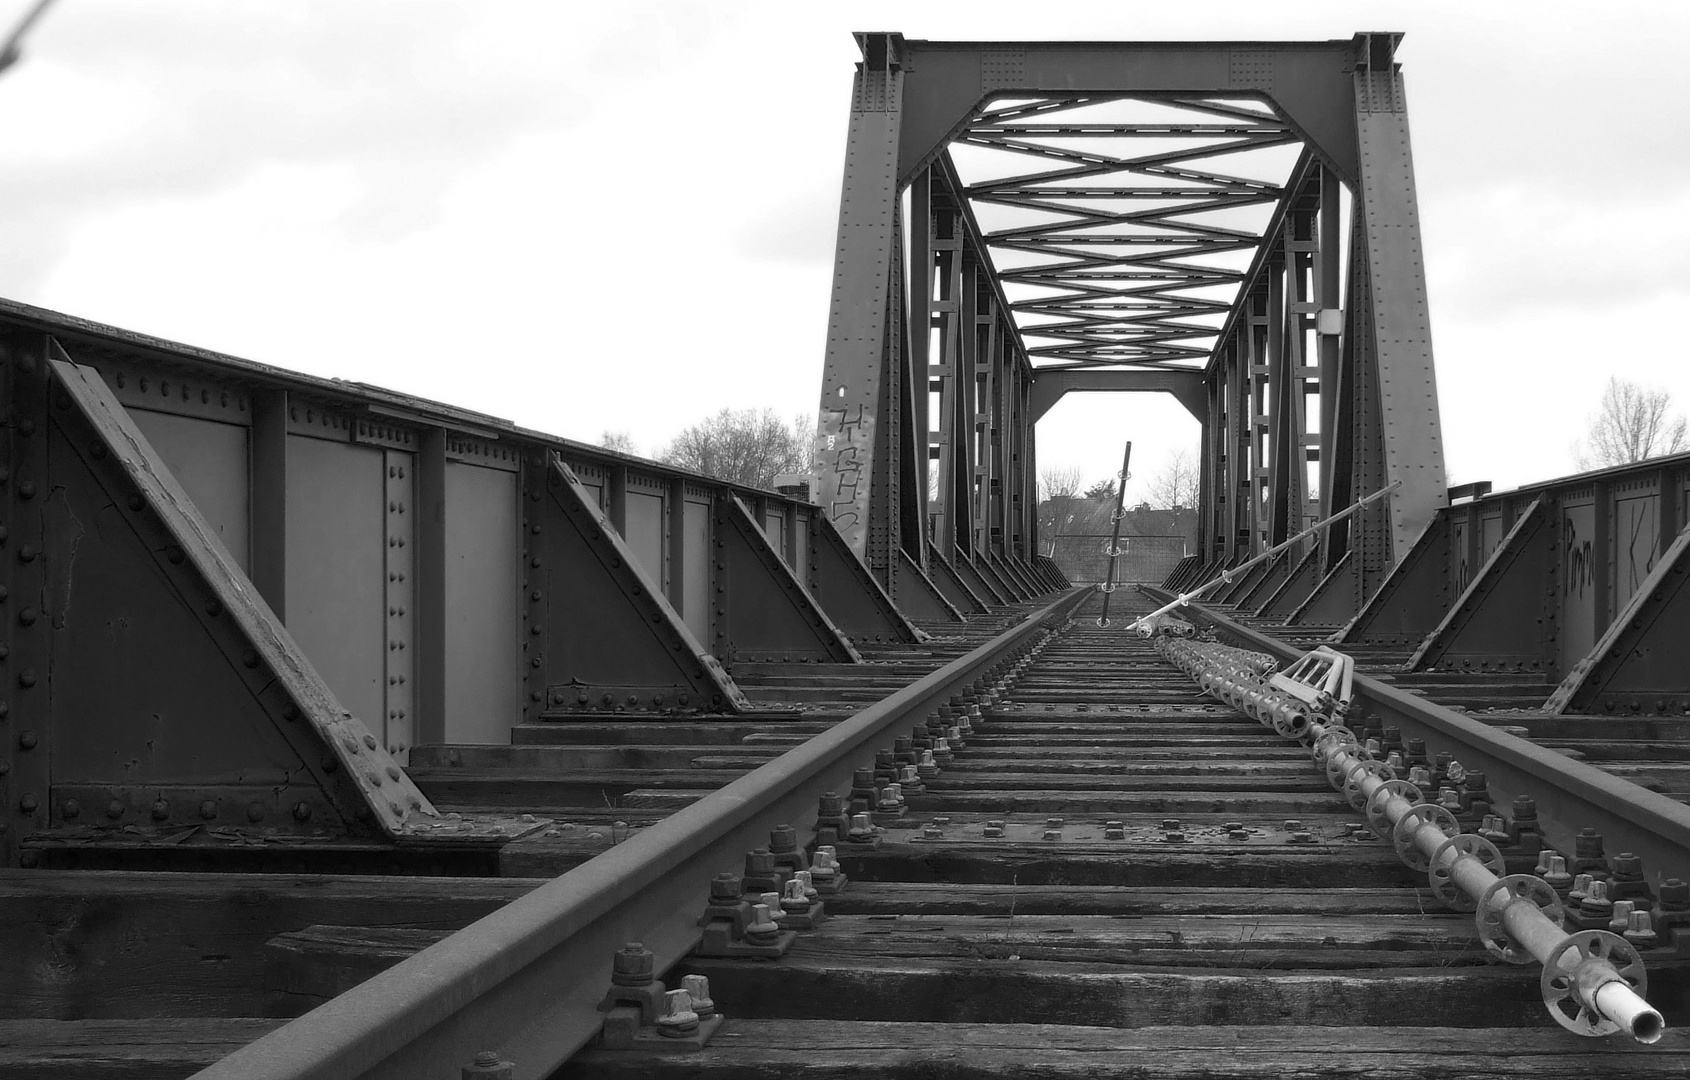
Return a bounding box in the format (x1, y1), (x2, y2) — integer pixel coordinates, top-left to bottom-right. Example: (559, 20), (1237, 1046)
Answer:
(151, 799), (169, 821)
(18, 544), (37, 562)
(127, 495), (144, 511)
(105, 799), (124, 820)
(247, 802), (266, 823)
(242, 650), (260, 669)
(16, 480), (34, 500)
(531, 625), (543, 635)
(386, 765), (401, 781)
(205, 598), (222, 617)
(18, 670), (35, 688)
(363, 734), (378, 750)
(18, 730), (36, 750)
(19, 793), (38, 813)
(293, 802), (312, 822)
(19, 607), (36, 626)
(61, 798), (80, 819)
(200, 801), (218, 820)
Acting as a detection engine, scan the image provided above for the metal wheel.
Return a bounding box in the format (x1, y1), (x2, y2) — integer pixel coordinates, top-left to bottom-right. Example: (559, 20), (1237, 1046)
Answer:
(1476, 874), (1564, 964)
(1427, 833), (1504, 911)
(1364, 779), (1423, 839)
(1392, 802), (1459, 872)
(1342, 758), (1395, 811)
(1541, 930), (1647, 1037)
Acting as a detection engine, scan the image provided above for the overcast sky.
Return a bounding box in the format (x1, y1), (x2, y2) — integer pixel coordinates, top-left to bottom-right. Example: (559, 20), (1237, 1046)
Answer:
(1, 0), (1685, 501)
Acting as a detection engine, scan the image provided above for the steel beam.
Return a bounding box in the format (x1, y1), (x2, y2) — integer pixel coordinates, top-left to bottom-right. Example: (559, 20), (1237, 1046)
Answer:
(1334, 508), (1453, 645)
(528, 457), (752, 716)
(1408, 497), (1557, 675)
(711, 494), (862, 665)
(22, 352), (434, 847)
(1547, 522), (1690, 715)
(803, 512), (924, 645)
(1027, 368), (1206, 423)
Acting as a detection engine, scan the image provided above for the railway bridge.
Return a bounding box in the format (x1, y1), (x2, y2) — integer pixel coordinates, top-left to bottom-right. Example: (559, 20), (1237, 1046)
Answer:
(4, 30), (1690, 1079)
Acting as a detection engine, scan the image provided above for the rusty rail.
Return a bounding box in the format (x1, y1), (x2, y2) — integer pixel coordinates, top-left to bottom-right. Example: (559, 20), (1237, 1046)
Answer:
(190, 587), (1090, 1080)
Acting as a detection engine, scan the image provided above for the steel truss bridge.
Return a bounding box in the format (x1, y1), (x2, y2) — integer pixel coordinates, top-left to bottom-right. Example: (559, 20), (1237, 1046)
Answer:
(3, 31), (1690, 1080)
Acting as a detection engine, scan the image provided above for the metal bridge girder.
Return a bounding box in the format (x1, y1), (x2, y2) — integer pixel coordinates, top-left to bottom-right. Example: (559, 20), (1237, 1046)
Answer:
(1547, 521), (1690, 715)
(530, 457), (753, 715)
(1409, 497), (1558, 675)
(5, 352), (438, 855)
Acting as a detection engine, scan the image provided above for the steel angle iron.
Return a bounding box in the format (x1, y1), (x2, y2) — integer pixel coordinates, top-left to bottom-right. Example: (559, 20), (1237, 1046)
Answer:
(1153, 635), (1667, 1044)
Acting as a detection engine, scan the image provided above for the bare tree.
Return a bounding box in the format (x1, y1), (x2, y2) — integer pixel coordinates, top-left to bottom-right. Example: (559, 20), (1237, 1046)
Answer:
(599, 430), (638, 455)
(1144, 449), (1200, 509)
(1574, 378), (1689, 469)
(1039, 465), (1083, 501)
(659, 408), (810, 489)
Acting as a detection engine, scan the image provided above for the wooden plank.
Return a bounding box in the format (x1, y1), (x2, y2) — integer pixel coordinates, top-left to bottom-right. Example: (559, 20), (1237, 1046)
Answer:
(0, 1018), (285, 1080)
(564, 1020), (1690, 1079)
(0, 872), (536, 1019)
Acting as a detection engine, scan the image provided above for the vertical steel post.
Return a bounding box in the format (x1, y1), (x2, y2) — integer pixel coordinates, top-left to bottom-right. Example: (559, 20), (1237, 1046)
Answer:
(1096, 441), (1134, 628)
(814, 32), (906, 562)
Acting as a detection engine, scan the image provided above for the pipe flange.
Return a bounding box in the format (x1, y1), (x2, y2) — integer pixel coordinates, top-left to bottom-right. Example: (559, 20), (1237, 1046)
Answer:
(1270, 702), (1310, 740)
(1325, 739), (1367, 787)
(1541, 930), (1648, 1037)
(1476, 874), (1565, 965)
(1364, 779), (1423, 839)
(1392, 802), (1460, 873)
(1342, 758), (1395, 811)
(1311, 726), (1356, 768)
(1428, 833), (1505, 912)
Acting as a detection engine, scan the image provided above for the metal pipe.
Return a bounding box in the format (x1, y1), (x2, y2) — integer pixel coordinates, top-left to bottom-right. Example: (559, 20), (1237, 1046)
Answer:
(1127, 480), (1401, 632)
(1096, 441), (1132, 627)
(1157, 636), (1668, 1044)
(1314, 716), (1663, 1042)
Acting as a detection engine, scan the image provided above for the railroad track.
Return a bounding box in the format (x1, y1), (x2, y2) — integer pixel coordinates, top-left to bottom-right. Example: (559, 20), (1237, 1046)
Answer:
(9, 588), (1690, 1078)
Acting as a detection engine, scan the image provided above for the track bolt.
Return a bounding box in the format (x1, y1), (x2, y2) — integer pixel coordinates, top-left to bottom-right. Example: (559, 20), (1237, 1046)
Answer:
(1228, 828), (1250, 841)
(916, 750), (941, 779)
(681, 975), (716, 1019)
(780, 878), (811, 915)
(1291, 831), (1313, 844)
(810, 849), (839, 884)
(1610, 900), (1637, 933)
(462, 1051), (513, 1080)
(1042, 829), (1062, 841)
(1163, 831), (1186, 843)
(923, 825), (943, 839)
(794, 870), (819, 903)
(744, 903), (781, 944)
(847, 814), (876, 843)
(1104, 822), (1125, 840)
(1542, 855), (1574, 895)
(1283, 820), (1304, 831)
(1046, 817), (1065, 829)
(1625, 909), (1661, 949)
(759, 891), (785, 922)
(1162, 818), (1182, 831)
(655, 988), (700, 1037)
(611, 943), (656, 986)
(1570, 874), (1593, 905)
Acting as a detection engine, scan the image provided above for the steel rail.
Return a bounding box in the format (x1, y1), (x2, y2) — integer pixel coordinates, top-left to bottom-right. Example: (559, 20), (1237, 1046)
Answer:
(1145, 587), (1690, 904)
(191, 587), (1090, 1080)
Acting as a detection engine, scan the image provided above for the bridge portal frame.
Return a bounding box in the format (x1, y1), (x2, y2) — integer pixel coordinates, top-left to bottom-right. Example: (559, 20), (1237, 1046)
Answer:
(814, 31), (1447, 615)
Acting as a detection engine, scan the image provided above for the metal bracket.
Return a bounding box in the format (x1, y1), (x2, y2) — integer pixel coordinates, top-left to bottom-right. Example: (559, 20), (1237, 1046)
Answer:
(1409, 497), (1557, 674)
(712, 495), (861, 665)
